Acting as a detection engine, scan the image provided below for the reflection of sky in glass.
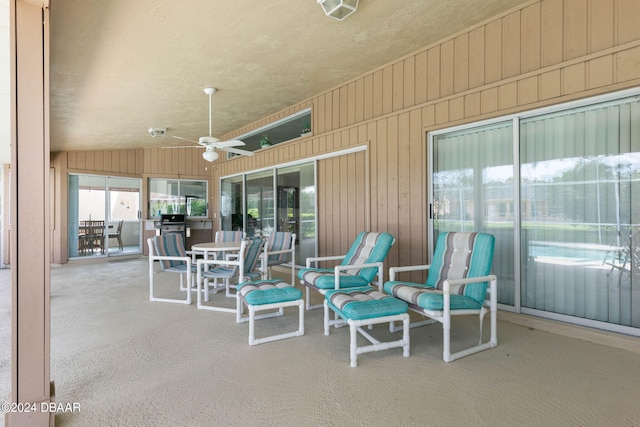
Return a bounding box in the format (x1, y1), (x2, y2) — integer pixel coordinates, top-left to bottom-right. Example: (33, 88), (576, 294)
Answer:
(521, 158), (579, 181)
(521, 153), (640, 182)
(603, 152), (640, 171)
(483, 165), (513, 183)
(437, 153), (639, 185)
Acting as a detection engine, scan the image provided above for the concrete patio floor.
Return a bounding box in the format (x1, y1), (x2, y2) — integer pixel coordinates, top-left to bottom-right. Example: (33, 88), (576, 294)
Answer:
(1, 258), (640, 426)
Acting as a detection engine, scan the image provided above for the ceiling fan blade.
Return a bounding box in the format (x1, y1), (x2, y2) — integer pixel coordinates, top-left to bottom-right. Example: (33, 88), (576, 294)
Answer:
(162, 145), (202, 149)
(222, 147), (255, 157)
(173, 136), (199, 144)
(215, 139), (245, 148)
(174, 135), (209, 147)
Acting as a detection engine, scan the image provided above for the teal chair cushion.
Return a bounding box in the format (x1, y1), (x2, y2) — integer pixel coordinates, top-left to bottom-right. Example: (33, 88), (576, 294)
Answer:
(298, 268), (373, 290)
(238, 279), (302, 306)
(426, 232), (495, 304)
(383, 281), (482, 311)
(384, 232), (495, 311)
(340, 232), (396, 283)
(298, 231), (395, 289)
(325, 288), (408, 320)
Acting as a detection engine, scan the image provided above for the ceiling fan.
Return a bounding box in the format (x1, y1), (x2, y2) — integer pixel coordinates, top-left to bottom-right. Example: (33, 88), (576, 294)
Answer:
(170, 87), (255, 162)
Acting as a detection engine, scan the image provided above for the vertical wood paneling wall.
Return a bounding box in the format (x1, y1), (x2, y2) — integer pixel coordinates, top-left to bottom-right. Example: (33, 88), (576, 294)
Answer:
(52, 0), (640, 269)
(212, 0), (640, 273)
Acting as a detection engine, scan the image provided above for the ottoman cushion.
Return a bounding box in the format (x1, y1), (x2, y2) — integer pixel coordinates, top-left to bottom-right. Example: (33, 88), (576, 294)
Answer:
(238, 279), (302, 306)
(325, 288), (408, 320)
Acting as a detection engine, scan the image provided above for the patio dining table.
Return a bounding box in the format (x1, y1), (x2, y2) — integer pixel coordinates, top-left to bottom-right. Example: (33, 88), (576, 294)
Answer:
(191, 241), (243, 260)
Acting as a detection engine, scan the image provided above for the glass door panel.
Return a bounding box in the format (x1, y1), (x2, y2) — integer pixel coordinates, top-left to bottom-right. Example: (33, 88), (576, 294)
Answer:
(520, 99), (640, 327)
(245, 170), (275, 237)
(69, 174), (107, 258)
(432, 121), (516, 305)
(107, 177), (141, 256)
(220, 175), (245, 233)
(220, 162), (316, 266)
(69, 174), (142, 258)
(297, 163), (316, 266)
(276, 162), (315, 266)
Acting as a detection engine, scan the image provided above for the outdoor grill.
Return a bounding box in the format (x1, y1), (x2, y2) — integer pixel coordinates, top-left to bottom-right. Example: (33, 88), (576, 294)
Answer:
(159, 214), (187, 244)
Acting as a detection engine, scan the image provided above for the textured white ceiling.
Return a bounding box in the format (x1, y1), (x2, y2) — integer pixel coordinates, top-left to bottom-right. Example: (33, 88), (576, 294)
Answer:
(49, 0), (530, 152)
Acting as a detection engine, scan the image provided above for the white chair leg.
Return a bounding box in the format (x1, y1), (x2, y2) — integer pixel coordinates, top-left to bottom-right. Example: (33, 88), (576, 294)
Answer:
(149, 272), (191, 305)
(225, 278), (232, 297)
(324, 300), (330, 336)
(350, 322), (358, 368)
(185, 271), (192, 305)
(298, 301), (305, 336)
(402, 315), (410, 358)
(305, 286), (323, 311)
(248, 306), (256, 345)
(478, 308), (487, 345)
(240, 299), (304, 346)
(149, 262), (155, 302)
(444, 276), (498, 362)
(443, 312), (452, 363)
(236, 294), (242, 323)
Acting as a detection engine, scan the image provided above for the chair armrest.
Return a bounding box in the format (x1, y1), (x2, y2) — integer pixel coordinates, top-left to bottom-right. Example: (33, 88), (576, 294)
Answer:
(442, 275), (497, 315)
(389, 264), (431, 281)
(442, 274), (496, 293)
(333, 262), (382, 273)
(266, 248), (294, 256)
(150, 254), (191, 263)
(305, 255), (345, 268)
(150, 255), (192, 272)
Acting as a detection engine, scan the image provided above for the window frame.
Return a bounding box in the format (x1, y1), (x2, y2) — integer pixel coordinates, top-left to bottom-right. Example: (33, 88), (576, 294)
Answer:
(148, 178), (208, 219)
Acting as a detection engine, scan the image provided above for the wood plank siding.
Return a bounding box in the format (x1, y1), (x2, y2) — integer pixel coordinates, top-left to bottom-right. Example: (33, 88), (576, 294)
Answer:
(51, 0), (640, 266)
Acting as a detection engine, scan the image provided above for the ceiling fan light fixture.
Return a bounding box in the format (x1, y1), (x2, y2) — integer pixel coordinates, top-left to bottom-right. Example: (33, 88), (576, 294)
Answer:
(317, 0), (358, 21)
(199, 135), (220, 145)
(202, 149), (219, 162)
(172, 86), (254, 158)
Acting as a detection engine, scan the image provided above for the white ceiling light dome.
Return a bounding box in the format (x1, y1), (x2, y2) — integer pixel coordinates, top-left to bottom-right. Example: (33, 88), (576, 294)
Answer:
(317, 0), (358, 21)
(202, 147), (219, 162)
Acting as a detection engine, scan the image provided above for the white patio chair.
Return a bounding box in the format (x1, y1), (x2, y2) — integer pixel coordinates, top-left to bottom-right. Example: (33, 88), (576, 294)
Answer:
(298, 231), (395, 310)
(196, 237), (266, 313)
(383, 231), (497, 362)
(148, 234), (196, 305)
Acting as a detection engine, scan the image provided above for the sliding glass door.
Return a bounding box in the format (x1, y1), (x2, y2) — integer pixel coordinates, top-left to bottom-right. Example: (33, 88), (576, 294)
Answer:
(246, 171), (275, 237)
(220, 161), (316, 266)
(68, 174), (141, 258)
(431, 92), (639, 333)
(276, 163), (315, 266)
(520, 99), (639, 327)
(107, 177), (142, 256)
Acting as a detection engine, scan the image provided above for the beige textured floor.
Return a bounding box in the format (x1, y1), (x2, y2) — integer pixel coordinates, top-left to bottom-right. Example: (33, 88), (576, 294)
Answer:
(2, 258), (640, 426)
